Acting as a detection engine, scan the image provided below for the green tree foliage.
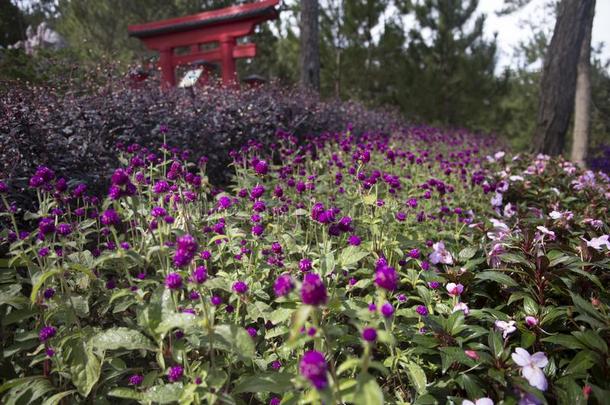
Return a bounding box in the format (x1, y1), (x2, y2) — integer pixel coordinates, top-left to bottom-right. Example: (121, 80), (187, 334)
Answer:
(0, 0), (25, 47)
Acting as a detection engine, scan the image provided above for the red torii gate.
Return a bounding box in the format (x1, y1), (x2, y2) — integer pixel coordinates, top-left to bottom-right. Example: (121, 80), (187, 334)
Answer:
(128, 0), (280, 87)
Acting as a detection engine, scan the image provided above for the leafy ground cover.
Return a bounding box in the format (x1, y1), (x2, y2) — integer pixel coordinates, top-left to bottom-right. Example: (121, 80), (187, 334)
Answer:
(0, 125), (608, 405)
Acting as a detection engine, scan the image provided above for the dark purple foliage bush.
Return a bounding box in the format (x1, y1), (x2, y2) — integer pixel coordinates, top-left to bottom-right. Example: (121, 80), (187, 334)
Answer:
(0, 79), (401, 200)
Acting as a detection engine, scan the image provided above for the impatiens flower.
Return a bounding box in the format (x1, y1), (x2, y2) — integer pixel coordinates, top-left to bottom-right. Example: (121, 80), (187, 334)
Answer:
(511, 348), (548, 391)
(453, 302), (470, 315)
(232, 281), (248, 294)
(429, 241), (453, 265)
(582, 235), (610, 251)
(362, 327), (377, 342)
(463, 398), (494, 405)
(375, 264), (397, 291)
(165, 272), (182, 289)
(464, 350), (479, 360)
(535, 226), (555, 241)
(167, 365), (184, 382)
(274, 274), (294, 297)
(495, 320), (516, 338)
(446, 282), (464, 296)
(299, 350), (328, 390)
(301, 273), (327, 306)
(39, 326), (57, 342)
(128, 374), (144, 386)
(525, 316), (538, 327)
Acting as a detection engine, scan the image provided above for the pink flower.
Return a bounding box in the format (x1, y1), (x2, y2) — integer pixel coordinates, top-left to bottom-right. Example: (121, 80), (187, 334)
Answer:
(525, 316), (538, 327)
(453, 302), (469, 315)
(446, 282), (464, 297)
(464, 350), (479, 360)
(494, 320), (516, 338)
(429, 241), (453, 265)
(463, 398), (494, 405)
(582, 235), (610, 251)
(511, 347), (548, 391)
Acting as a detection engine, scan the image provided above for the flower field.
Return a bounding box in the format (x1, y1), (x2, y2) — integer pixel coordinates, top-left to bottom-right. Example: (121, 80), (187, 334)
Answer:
(0, 125), (609, 405)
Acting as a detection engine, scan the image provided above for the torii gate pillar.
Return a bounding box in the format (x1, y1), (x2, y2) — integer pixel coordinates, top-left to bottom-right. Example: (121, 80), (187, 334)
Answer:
(128, 0), (280, 88)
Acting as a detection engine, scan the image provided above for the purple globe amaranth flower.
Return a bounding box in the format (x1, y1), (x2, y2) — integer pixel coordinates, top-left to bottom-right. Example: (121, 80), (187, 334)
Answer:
(153, 181), (170, 194)
(192, 266), (207, 284)
(39, 326), (57, 342)
(233, 281), (248, 294)
(111, 168), (130, 186)
(301, 273), (328, 306)
(254, 160), (269, 175)
(45, 347), (55, 357)
(177, 234), (198, 254)
(210, 296), (222, 306)
(167, 365), (184, 382)
(250, 184), (265, 199)
(151, 206), (167, 217)
(375, 264), (398, 291)
(128, 374), (144, 386)
(165, 272), (183, 289)
(252, 224), (264, 236)
(246, 327), (257, 337)
(270, 398), (281, 405)
(43, 287), (55, 300)
(299, 350), (328, 390)
(381, 302), (395, 318)
(0, 181), (8, 193)
(38, 217), (55, 236)
(274, 274), (294, 297)
(348, 234), (361, 246)
(362, 327), (377, 342)
(100, 209), (121, 226)
(299, 258), (313, 272)
(408, 248), (421, 259)
(416, 305), (429, 317)
(395, 212), (407, 222)
(218, 196), (232, 210)
(38, 247), (50, 257)
(56, 223), (72, 236)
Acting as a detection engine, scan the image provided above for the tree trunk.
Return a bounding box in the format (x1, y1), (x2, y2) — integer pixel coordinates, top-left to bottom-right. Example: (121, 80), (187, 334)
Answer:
(532, 0), (595, 155)
(299, 0), (320, 91)
(571, 0), (595, 167)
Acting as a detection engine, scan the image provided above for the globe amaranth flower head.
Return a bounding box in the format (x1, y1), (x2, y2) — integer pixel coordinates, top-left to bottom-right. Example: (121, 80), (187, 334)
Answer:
(167, 365), (184, 382)
(375, 264), (398, 291)
(39, 326), (57, 342)
(299, 350), (328, 390)
(416, 305), (429, 317)
(165, 272), (183, 289)
(100, 209), (121, 227)
(299, 258), (313, 272)
(273, 274), (294, 297)
(192, 266), (207, 284)
(362, 327), (377, 342)
(381, 302), (394, 318)
(128, 374), (144, 386)
(301, 273), (328, 306)
(232, 281), (248, 294)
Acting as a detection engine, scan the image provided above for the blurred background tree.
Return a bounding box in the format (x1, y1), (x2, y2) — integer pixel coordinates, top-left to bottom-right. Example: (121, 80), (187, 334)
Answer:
(1, 0), (608, 160)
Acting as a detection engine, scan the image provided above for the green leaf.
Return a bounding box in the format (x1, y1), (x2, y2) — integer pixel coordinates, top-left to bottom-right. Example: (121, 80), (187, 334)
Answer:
(66, 339), (102, 397)
(108, 387), (144, 400)
(475, 271), (518, 287)
(541, 335), (586, 350)
(458, 247), (477, 262)
(246, 301), (271, 322)
(214, 324), (255, 360)
(156, 313), (197, 336)
(339, 246), (369, 268)
(232, 373), (293, 394)
(30, 269), (62, 303)
(572, 331), (608, 354)
(90, 327), (156, 351)
(143, 383), (184, 404)
(354, 373), (383, 405)
(488, 331), (504, 359)
(404, 362), (427, 395)
(41, 390), (77, 405)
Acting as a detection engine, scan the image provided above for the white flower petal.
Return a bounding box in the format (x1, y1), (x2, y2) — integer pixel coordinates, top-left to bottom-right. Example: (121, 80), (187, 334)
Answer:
(511, 348), (531, 366)
(530, 352), (548, 368)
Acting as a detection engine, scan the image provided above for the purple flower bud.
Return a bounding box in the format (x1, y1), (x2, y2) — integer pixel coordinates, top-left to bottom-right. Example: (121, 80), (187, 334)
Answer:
(211, 296), (222, 306)
(274, 274), (294, 297)
(39, 326), (57, 342)
(167, 365), (183, 382)
(232, 281), (248, 294)
(362, 327), (377, 342)
(246, 327), (257, 337)
(165, 272), (182, 289)
(381, 302), (395, 318)
(128, 374), (144, 386)
(301, 273), (327, 306)
(416, 305), (429, 317)
(192, 266), (207, 284)
(299, 351), (328, 390)
(43, 287), (55, 300)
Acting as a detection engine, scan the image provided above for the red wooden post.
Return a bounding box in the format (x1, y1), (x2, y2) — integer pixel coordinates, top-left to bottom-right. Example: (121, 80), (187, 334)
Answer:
(159, 49), (176, 87)
(220, 36), (236, 85)
(128, 0), (280, 88)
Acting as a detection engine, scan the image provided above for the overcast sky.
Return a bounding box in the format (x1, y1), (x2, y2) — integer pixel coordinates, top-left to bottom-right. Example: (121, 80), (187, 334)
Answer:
(477, 0), (610, 71)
